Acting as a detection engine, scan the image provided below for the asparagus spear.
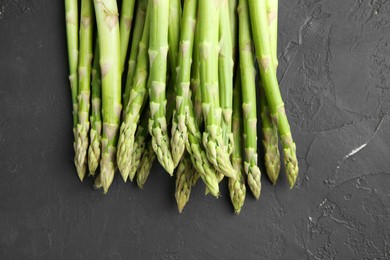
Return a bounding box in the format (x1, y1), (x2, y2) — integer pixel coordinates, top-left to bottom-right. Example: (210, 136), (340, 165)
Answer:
(186, 25), (220, 196)
(88, 39), (102, 175)
(165, 0), (182, 168)
(128, 107), (150, 181)
(119, 0), (136, 72)
(248, 0), (298, 188)
(182, 8), (220, 198)
(260, 83), (280, 184)
(123, 0), (148, 107)
(219, 0), (234, 157)
(210, 0), (236, 185)
(175, 153), (195, 213)
(238, 0), (261, 199)
(75, 0), (93, 181)
(198, 0), (236, 179)
(147, 0), (174, 174)
(65, 0), (79, 177)
(136, 139), (156, 189)
(93, 0), (122, 193)
(171, 0), (197, 167)
(168, 0), (183, 167)
(185, 98), (220, 197)
(117, 4), (151, 181)
(135, 70), (176, 186)
(229, 73), (246, 214)
(261, 0), (280, 184)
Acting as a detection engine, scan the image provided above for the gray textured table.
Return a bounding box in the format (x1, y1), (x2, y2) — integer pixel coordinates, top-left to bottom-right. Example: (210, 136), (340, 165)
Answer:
(1, 0), (390, 259)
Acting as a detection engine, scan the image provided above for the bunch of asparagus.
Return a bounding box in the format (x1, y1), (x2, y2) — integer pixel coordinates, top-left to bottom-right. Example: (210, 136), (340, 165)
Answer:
(65, 0), (298, 214)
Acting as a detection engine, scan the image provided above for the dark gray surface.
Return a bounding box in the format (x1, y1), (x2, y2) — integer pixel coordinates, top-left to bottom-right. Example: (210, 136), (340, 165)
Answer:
(1, 0), (390, 259)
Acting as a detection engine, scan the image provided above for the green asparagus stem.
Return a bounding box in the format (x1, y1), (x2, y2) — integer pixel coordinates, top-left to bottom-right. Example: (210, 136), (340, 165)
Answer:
(175, 153), (195, 213)
(168, 0), (181, 76)
(168, 0), (183, 167)
(75, 0), (93, 181)
(117, 4), (151, 181)
(93, 0), (122, 193)
(198, 0), (236, 179)
(136, 139), (156, 189)
(119, 0), (136, 71)
(229, 73), (246, 214)
(219, 0), (234, 157)
(266, 0), (278, 70)
(123, 0), (148, 106)
(261, 0), (280, 184)
(238, 0), (261, 199)
(228, 0), (238, 61)
(65, 0), (79, 176)
(190, 14), (202, 126)
(192, 79), (203, 126)
(248, 0), (298, 188)
(166, 77), (177, 125)
(128, 107), (150, 181)
(88, 39), (102, 175)
(147, 0), (174, 174)
(171, 0), (197, 168)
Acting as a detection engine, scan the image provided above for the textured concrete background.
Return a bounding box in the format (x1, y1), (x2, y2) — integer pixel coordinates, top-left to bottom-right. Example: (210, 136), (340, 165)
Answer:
(1, 0), (390, 259)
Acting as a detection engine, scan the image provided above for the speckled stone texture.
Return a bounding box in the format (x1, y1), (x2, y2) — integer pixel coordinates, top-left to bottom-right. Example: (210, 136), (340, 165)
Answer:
(1, 0), (390, 259)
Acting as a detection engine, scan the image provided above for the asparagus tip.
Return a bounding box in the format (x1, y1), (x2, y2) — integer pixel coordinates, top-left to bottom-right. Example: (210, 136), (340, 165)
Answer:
(175, 196), (187, 213)
(281, 135), (299, 189)
(75, 165), (86, 182)
(288, 172), (298, 189)
(128, 173), (136, 182)
(119, 172), (129, 183)
(245, 163), (261, 200)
